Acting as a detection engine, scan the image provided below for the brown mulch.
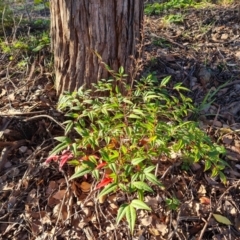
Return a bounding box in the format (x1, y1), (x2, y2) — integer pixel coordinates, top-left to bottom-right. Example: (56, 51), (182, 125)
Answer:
(1, 2), (240, 240)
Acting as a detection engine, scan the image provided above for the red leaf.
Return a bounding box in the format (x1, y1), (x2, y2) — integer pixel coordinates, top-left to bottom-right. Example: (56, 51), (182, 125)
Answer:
(45, 155), (59, 163)
(96, 162), (107, 169)
(59, 152), (73, 169)
(96, 176), (113, 189)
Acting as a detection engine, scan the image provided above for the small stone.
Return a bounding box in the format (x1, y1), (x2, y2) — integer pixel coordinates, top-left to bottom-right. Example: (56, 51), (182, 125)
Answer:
(19, 146), (28, 153)
(221, 33), (228, 40)
(235, 51), (240, 60)
(235, 164), (240, 170)
(4, 161), (12, 168)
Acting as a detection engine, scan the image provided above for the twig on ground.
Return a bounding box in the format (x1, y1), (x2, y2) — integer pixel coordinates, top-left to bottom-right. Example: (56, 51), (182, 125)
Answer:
(198, 212), (213, 240)
(0, 110), (46, 116)
(24, 114), (65, 130)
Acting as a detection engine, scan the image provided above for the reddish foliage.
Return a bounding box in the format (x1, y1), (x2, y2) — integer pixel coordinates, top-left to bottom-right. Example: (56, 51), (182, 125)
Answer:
(59, 152), (73, 169)
(45, 151), (73, 169)
(96, 175), (113, 189)
(45, 155), (59, 163)
(96, 162), (107, 169)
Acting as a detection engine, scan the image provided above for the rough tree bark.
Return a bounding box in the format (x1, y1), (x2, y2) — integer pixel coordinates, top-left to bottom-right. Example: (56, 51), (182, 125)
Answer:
(50, 0), (144, 95)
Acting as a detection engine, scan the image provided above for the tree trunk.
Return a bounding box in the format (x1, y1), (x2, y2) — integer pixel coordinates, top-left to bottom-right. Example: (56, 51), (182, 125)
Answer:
(50, 0), (144, 95)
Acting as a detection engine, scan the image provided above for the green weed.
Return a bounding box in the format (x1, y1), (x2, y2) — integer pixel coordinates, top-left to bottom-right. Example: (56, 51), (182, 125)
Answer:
(0, 32), (50, 61)
(166, 196), (180, 210)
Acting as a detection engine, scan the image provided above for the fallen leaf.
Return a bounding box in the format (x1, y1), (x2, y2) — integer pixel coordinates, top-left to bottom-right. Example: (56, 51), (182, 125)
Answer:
(149, 227), (160, 236)
(80, 181), (91, 193)
(156, 223), (168, 235)
(213, 213), (232, 225)
(199, 196), (210, 205)
(46, 181), (58, 195)
(139, 214), (152, 226)
(53, 190), (66, 200)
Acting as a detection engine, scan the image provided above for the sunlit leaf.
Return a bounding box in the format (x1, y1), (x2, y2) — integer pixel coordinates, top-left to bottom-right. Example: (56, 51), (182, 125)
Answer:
(160, 76), (171, 87)
(119, 66), (124, 74)
(64, 120), (73, 134)
(131, 157), (145, 165)
(92, 169), (100, 180)
(50, 141), (70, 156)
(213, 214), (232, 225)
(132, 109), (145, 116)
(108, 163), (117, 173)
(54, 136), (71, 143)
(126, 205), (136, 235)
(69, 167), (92, 180)
(128, 114), (141, 119)
(98, 182), (117, 198)
(131, 199), (151, 211)
(116, 203), (128, 225)
(204, 160), (212, 171)
(173, 83), (190, 92)
(132, 181), (153, 192)
(145, 173), (163, 186)
(143, 166), (155, 173)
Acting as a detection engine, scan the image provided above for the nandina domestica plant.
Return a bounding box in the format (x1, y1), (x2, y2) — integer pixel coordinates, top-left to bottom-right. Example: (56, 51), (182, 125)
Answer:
(46, 68), (226, 234)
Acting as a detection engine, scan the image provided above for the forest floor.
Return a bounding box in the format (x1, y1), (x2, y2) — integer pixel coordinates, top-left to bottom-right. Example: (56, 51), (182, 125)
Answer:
(0, 2), (240, 240)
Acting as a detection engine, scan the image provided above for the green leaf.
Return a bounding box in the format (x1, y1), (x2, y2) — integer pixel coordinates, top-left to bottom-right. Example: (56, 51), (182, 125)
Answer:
(131, 157), (145, 165)
(132, 109), (145, 116)
(173, 83), (190, 92)
(126, 205), (136, 235)
(213, 214), (232, 225)
(65, 121), (73, 134)
(98, 183), (118, 198)
(160, 76), (171, 87)
(116, 203), (128, 225)
(69, 167), (92, 180)
(119, 183), (128, 192)
(143, 166), (155, 173)
(112, 113), (124, 120)
(119, 66), (124, 75)
(67, 159), (80, 166)
(71, 142), (78, 156)
(92, 169), (100, 180)
(108, 163), (117, 173)
(204, 160), (212, 171)
(82, 160), (96, 169)
(32, 44), (45, 52)
(132, 181), (153, 192)
(219, 171), (226, 184)
(145, 173), (163, 186)
(89, 155), (98, 165)
(54, 136), (71, 143)
(50, 141), (70, 156)
(122, 98), (133, 105)
(128, 114), (142, 119)
(131, 199), (151, 211)
(131, 173), (140, 182)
